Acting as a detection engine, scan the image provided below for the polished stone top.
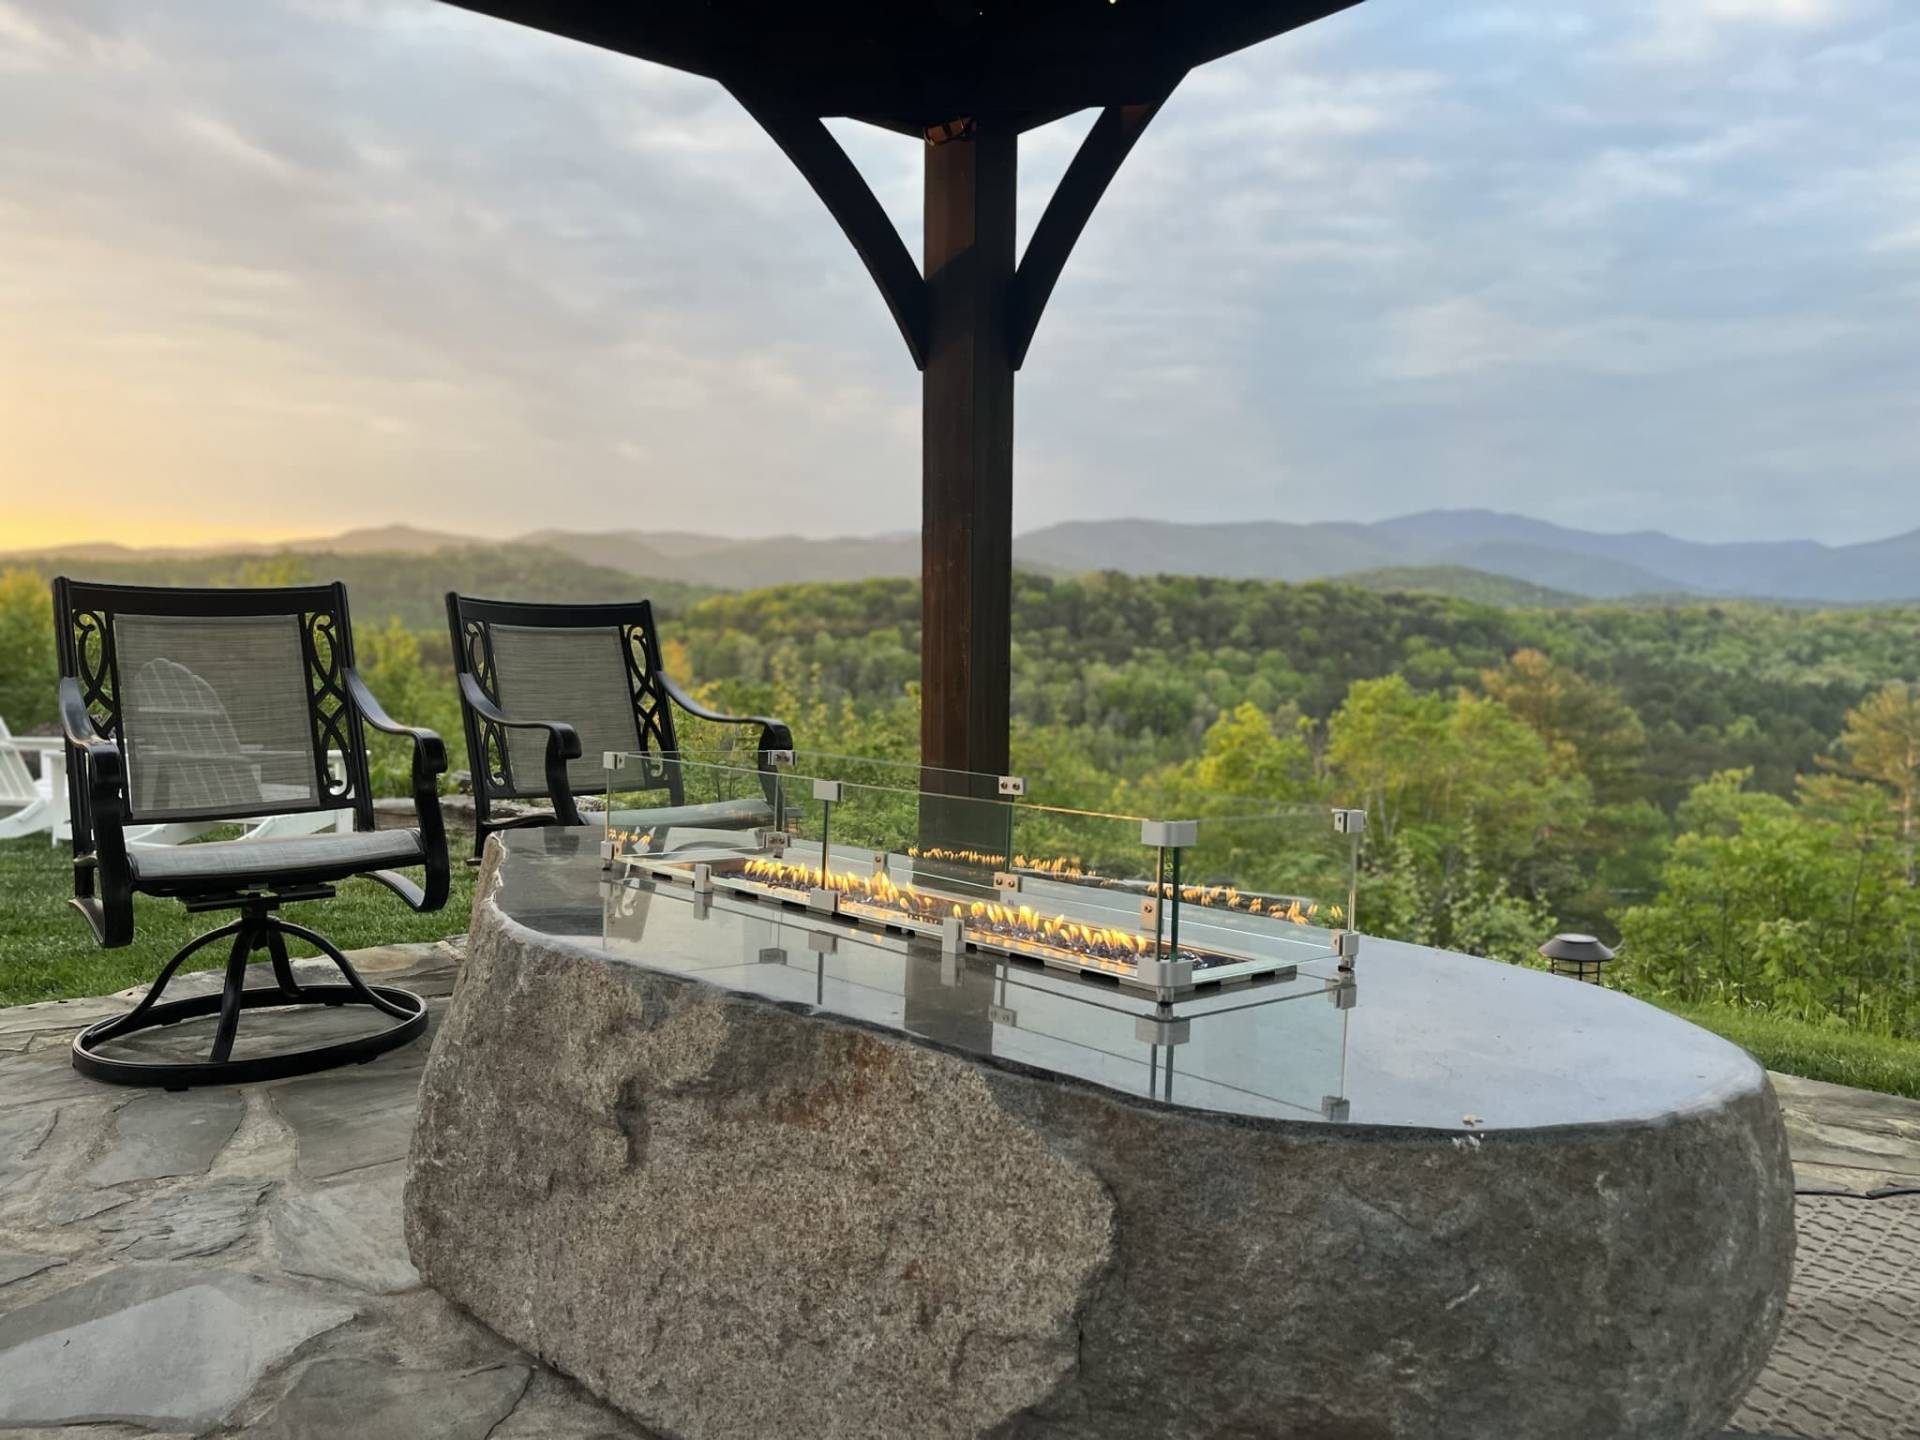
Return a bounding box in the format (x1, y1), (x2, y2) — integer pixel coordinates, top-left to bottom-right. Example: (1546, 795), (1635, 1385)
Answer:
(491, 828), (1766, 1135)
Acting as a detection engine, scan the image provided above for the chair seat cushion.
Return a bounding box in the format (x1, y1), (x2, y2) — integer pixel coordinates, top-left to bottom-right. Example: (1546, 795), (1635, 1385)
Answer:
(607, 797), (776, 833)
(129, 829), (428, 891)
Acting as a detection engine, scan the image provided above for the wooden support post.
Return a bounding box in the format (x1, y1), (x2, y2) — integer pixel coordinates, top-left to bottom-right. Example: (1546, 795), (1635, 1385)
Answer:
(738, 93), (1181, 780)
(921, 123), (1017, 779)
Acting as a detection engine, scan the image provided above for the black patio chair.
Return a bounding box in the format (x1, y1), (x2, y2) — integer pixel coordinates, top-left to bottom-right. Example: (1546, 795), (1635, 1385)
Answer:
(446, 593), (793, 861)
(52, 578), (448, 1089)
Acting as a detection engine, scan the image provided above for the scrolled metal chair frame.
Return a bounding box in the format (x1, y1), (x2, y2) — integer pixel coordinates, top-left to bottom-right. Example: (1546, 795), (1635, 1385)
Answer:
(53, 577), (449, 1090)
(445, 592), (793, 862)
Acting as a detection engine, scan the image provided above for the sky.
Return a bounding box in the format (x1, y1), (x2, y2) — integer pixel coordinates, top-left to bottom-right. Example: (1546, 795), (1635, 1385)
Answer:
(0, 0), (1916, 550)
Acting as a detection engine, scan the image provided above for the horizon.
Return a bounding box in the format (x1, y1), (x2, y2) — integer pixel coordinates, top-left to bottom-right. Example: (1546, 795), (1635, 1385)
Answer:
(11, 504), (1920, 560)
(3, 0), (1918, 550)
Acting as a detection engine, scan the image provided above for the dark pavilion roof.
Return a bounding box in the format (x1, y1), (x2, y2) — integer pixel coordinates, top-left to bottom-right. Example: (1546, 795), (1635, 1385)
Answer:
(435, 0), (1363, 133)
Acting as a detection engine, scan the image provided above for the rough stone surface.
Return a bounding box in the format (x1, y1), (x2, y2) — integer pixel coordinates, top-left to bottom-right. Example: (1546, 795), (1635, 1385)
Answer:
(84, 1088), (244, 1187)
(0, 1266), (355, 1429)
(93, 1177), (270, 1260)
(409, 956), (1113, 1440)
(249, 1357), (531, 1440)
(271, 1163), (419, 1293)
(405, 849), (1798, 1440)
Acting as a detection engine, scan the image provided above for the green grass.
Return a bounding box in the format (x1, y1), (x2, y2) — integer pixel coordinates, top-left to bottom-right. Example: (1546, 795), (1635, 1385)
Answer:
(0, 835), (473, 1009)
(1655, 997), (1920, 1101)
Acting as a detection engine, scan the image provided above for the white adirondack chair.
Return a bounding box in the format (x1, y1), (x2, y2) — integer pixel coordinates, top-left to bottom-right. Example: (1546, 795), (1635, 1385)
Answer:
(118, 749), (353, 848)
(0, 717), (59, 841)
(0, 714), (351, 848)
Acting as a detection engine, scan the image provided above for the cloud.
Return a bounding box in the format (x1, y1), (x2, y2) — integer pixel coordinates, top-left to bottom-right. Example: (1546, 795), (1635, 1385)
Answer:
(1626, 0), (1852, 64)
(0, 0), (1915, 546)
(176, 112), (301, 178)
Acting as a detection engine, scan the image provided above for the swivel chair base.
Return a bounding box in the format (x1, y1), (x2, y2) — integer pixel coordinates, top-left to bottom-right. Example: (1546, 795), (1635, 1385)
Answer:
(71, 895), (427, 1090)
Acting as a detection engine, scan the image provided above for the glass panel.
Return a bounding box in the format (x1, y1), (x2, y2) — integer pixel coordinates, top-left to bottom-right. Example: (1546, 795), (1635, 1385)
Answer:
(596, 875), (1352, 1121)
(603, 752), (783, 865)
(603, 751), (1366, 1001)
(985, 962), (1350, 1119)
(778, 749), (1017, 806)
(1168, 807), (1360, 977)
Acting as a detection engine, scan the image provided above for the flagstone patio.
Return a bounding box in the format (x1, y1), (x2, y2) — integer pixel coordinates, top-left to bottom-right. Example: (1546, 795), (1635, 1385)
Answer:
(0, 941), (1915, 1439)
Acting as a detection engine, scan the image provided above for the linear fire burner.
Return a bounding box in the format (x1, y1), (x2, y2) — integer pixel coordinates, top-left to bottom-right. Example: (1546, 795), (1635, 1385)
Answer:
(601, 752), (1364, 1001)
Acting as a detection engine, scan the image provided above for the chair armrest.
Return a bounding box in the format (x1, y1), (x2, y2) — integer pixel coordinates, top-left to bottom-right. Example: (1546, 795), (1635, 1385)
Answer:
(345, 669), (447, 780)
(455, 672), (584, 826)
(59, 676), (127, 831)
(59, 676), (132, 944)
(657, 672), (795, 753)
(343, 667), (450, 912)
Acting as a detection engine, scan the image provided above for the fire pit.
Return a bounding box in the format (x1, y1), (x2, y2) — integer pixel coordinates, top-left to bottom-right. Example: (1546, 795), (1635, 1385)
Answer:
(404, 826), (1796, 1440)
(600, 752), (1363, 1001)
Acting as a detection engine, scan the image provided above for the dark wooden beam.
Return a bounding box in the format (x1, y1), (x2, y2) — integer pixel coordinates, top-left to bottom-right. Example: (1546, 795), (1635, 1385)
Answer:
(921, 124), (1017, 778)
(1010, 84), (1179, 370)
(438, 2), (1362, 137)
(732, 90), (929, 368)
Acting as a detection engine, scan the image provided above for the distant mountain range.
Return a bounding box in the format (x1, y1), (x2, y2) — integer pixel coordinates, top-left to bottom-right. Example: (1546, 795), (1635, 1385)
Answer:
(1008, 513), (1920, 603)
(10, 510), (1920, 605)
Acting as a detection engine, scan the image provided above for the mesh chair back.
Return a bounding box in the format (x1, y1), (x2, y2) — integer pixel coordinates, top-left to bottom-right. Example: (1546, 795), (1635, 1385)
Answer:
(114, 615), (321, 821)
(53, 579), (370, 834)
(449, 595), (679, 805)
(488, 623), (643, 797)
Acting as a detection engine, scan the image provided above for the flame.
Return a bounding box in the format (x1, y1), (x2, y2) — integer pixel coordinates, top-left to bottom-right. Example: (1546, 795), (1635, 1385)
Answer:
(736, 858), (1153, 969)
(901, 847), (1342, 925)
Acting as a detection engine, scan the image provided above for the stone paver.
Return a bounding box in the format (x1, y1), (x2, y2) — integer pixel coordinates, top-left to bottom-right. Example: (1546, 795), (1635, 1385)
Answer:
(0, 1266), (356, 1429)
(270, 1164), (418, 1294)
(248, 1357), (530, 1440)
(268, 1065), (424, 1181)
(94, 1178), (271, 1262)
(84, 1090), (244, 1188)
(0, 941), (1916, 1438)
(1727, 1194), (1920, 1440)
(0, 1253), (62, 1288)
(0, 1110), (55, 1198)
(44, 1188), (134, 1224)
(1772, 1072), (1920, 1196)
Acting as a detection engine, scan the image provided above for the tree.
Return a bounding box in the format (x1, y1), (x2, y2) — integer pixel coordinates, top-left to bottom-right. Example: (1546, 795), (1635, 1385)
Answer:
(357, 619), (461, 795)
(1326, 676), (1589, 872)
(0, 569), (57, 733)
(1322, 676), (1450, 844)
(1326, 676), (1590, 956)
(1615, 770), (1920, 1033)
(236, 553), (315, 588)
(1829, 683), (1920, 885)
(1481, 648), (1648, 804)
(1185, 702), (1313, 806)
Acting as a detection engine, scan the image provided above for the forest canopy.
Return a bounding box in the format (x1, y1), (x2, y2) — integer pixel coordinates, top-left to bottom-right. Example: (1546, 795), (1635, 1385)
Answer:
(5, 562), (1918, 1035)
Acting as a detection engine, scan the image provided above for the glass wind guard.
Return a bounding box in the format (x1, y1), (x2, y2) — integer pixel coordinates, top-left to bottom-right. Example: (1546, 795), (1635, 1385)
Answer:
(602, 752), (786, 866)
(756, 780), (1019, 929)
(603, 752), (1362, 1002)
(1166, 808), (1361, 980)
(598, 877), (1353, 1121)
(1000, 804), (1173, 975)
(985, 964), (1352, 1120)
(774, 750), (1016, 805)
